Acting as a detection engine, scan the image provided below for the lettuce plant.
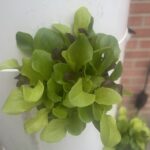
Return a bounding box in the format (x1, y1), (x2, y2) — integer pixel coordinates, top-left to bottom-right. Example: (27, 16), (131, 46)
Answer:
(116, 107), (150, 150)
(0, 7), (123, 149)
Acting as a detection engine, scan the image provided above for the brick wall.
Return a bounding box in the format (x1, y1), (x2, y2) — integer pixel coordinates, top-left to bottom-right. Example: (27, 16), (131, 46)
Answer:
(121, 0), (150, 121)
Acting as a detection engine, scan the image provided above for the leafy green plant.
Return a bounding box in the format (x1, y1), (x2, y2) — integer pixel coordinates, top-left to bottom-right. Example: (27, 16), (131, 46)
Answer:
(0, 7), (123, 149)
(116, 107), (150, 150)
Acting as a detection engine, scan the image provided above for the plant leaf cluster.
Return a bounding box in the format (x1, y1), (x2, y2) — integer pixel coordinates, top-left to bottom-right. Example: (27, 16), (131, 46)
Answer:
(116, 107), (150, 150)
(1, 7), (123, 147)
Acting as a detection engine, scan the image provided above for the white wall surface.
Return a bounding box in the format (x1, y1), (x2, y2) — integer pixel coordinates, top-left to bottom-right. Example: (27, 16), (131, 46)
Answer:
(0, 0), (130, 150)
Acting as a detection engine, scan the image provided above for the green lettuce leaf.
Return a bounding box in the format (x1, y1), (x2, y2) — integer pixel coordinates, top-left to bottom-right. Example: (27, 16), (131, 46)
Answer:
(53, 24), (71, 34)
(47, 78), (62, 103)
(95, 87), (121, 105)
(21, 58), (43, 85)
(78, 106), (93, 123)
(32, 50), (53, 80)
(67, 111), (86, 135)
(16, 31), (33, 55)
(62, 34), (93, 71)
(40, 119), (67, 143)
(24, 108), (48, 134)
(92, 103), (112, 121)
(52, 105), (68, 119)
(100, 114), (121, 147)
(0, 59), (20, 70)
(110, 61), (122, 81)
(53, 63), (71, 84)
(73, 7), (91, 35)
(2, 88), (35, 114)
(69, 78), (95, 107)
(22, 80), (44, 102)
(34, 28), (64, 52)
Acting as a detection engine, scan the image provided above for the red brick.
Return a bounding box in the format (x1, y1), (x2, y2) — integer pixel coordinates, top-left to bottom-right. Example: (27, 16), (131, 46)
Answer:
(122, 69), (147, 78)
(134, 28), (150, 37)
(130, 3), (150, 14)
(126, 85), (143, 93)
(130, 78), (145, 85)
(121, 78), (130, 84)
(123, 60), (134, 68)
(144, 16), (150, 25)
(128, 16), (143, 26)
(134, 60), (150, 67)
(139, 40), (150, 48)
(125, 50), (150, 59)
(126, 39), (138, 49)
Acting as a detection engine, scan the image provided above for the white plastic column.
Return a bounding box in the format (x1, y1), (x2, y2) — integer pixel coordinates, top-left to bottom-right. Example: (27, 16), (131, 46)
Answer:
(0, 0), (130, 150)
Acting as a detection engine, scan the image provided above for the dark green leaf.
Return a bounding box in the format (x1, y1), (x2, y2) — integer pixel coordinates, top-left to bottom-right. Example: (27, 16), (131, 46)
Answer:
(34, 28), (64, 52)
(67, 111), (86, 135)
(110, 61), (122, 81)
(78, 106), (93, 123)
(16, 31), (33, 55)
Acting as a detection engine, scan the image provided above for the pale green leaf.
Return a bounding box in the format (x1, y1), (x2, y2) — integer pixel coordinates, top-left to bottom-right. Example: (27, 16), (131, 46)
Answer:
(40, 119), (67, 143)
(62, 34), (93, 71)
(110, 61), (122, 81)
(22, 80), (44, 102)
(21, 58), (43, 85)
(67, 111), (86, 135)
(95, 87), (122, 105)
(47, 78), (62, 103)
(32, 50), (53, 80)
(2, 88), (35, 114)
(16, 31), (33, 55)
(34, 28), (64, 52)
(69, 78), (95, 107)
(73, 7), (91, 35)
(52, 105), (68, 119)
(0, 59), (20, 70)
(24, 108), (48, 134)
(53, 24), (71, 34)
(100, 114), (121, 147)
